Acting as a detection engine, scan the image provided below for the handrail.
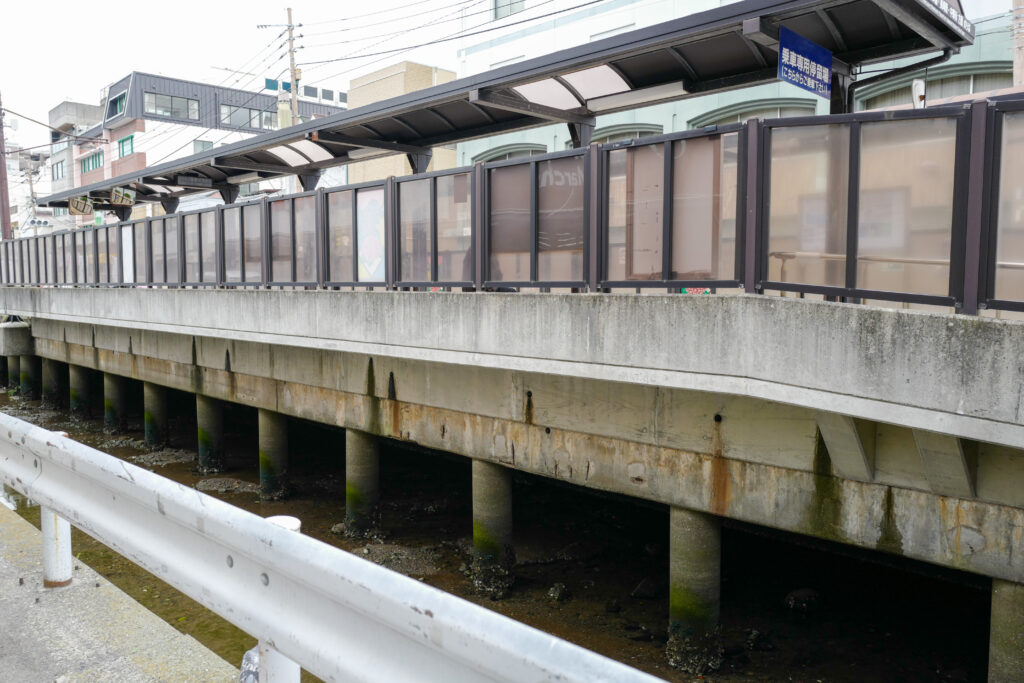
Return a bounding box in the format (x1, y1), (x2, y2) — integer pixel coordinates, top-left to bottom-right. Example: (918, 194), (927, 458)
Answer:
(0, 412), (660, 683)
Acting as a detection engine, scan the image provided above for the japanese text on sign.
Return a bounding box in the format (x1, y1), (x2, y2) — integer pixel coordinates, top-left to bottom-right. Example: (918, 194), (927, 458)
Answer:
(778, 26), (832, 100)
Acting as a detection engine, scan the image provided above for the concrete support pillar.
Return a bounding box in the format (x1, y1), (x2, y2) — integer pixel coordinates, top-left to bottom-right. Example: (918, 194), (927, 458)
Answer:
(990, 579), (1024, 682)
(471, 460), (515, 598)
(41, 506), (72, 588)
(143, 382), (169, 448)
(6, 356), (19, 390)
(196, 394), (224, 474)
(68, 365), (90, 417)
(19, 355), (40, 399)
(669, 507), (721, 637)
(258, 409), (289, 500)
(345, 428), (380, 535)
(41, 358), (64, 408)
(103, 373), (127, 432)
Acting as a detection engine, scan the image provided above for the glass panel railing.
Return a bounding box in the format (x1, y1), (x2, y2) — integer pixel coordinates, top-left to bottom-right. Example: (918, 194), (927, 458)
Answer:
(243, 203), (262, 284)
(270, 199), (292, 283)
(134, 223), (147, 284)
(224, 207), (242, 283)
(437, 172), (472, 283)
(121, 225), (135, 284)
(538, 156), (585, 282)
(184, 213), (201, 283)
(489, 163), (531, 282)
(327, 190), (354, 283)
(995, 111), (1024, 302)
(356, 187), (386, 282)
(295, 196), (316, 283)
(201, 211), (217, 283)
(151, 220), (165, 284)
(766, 123), (850, 288)
(165, 217), (180, 285)
(97, 228), (109, 284)
(607, 143), (663, 281)
(108, 226), (121, 285)
(399, 178), (431, 282)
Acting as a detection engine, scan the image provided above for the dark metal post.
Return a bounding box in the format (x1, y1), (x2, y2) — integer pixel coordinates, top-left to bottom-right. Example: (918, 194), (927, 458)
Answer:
(743, 120), (762, 293)
(960, 101), (988, 315)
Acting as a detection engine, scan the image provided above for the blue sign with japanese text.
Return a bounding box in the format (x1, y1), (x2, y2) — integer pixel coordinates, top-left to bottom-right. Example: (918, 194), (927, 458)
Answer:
(778, 26), (832, 100)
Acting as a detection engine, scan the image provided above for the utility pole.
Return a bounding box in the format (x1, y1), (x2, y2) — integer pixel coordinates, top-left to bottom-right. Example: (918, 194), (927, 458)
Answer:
(0, 91), (12, 240)
(287, 7), (299, 121)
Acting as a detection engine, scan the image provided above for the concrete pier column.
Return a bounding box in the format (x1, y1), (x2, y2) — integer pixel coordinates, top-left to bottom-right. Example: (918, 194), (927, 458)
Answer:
(258, 409), (289, 500)
(345, 428), (380, 535)
(471, 460), (514, 598)
(6, 356), (18, 390)
(103, 373), (127, 432)
(19, 355), (40, 399)
(196, 394), (224, 473)
(669, 506), (721, 636)
(989, 579), (1024, 681)
(41, 358), (64, 407)
(68, 365), (90, 417)
(41, 506), (72, 588)
(143, 382), (169, 448)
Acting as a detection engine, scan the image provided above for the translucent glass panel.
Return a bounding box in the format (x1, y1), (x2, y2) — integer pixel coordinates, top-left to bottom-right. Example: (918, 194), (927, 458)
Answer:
(134, 225), (146, 283)
(538, 156), (584, 281)
(561, 65), (630, 100)
(489, 164), (531, 282)
(85, 230), (96, 284)
(672, 134), (738, 280)
(107, 228), (120, 285)
(56, 237), (65, 284)
(357, 188), (386, 282)
(295, 196), (317, 283)
(97, 229), (109, 284)
(121, 225), (134, 284)
(857, 118), (956, 296)
(270, 200), (292, 282)
(165, 217), (180, 284)
(201, 212), (217, 283)
(14, 242), (21, 284)
(28, 239), (37, 284)
(767, 124), (849, 287)
(513, 79), (580, 110)
(607, 144), (664, 280)
(327, 190), (354, 282)
(437, 173), (472, 282)
(224, 208), (242, 282)
(399, 179), (431, 282)
(184, 214), (201, 282)
(243, 204), (262, 283)
(75, 235), (85, 285)
(995, 113), (1024, 300)
(151, 220), (165, 284)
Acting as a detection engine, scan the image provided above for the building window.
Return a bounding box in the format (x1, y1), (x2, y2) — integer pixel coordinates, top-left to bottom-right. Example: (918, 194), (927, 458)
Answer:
(220, 104), (277, 130)
(566, 124), (663, 149)
(688, 98), (816, 128)
(81, 150), (104, 174)
(106, 91), (127, 120)
(473, 143), (547, 163)
(239, 182), (260, 196)
(51, 160), (65, 181)
(144, 92), (200, 120)
(862, 70), (1013, 110)
(118, 135), (134, 159)
(194, 140), (214, 154)
(54, 208), (69, 217)
(493, 0), (524, 20)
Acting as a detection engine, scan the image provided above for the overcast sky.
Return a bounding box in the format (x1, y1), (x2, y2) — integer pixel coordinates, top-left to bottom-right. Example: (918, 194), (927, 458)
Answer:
(0, 0), (1012, 151)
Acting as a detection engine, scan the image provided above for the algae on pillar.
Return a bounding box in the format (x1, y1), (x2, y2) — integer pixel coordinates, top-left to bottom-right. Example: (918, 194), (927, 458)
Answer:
(41, 358), (65, 408)
(471, 459), (515, 599)
(258, 409), (289, 500)
(103, 373), (127, 432)
(143, 382), (169, 448)
(68, 365), (90, 417)
(196, 394), (224, 473)
(665, 506), (722, 675)
(7, 356), (20, 391)
(989, 579), (1024, 681)
(345, 428), (380, 536)
(20, 355), (40, 399)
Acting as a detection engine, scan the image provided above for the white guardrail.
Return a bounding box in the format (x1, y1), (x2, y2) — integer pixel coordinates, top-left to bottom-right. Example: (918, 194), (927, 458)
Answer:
(0, 412), (664, 683)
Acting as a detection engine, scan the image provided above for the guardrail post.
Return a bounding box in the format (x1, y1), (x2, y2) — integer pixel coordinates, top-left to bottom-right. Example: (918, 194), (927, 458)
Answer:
(258, 515), (302, 683)
(41, 505), (72, 587)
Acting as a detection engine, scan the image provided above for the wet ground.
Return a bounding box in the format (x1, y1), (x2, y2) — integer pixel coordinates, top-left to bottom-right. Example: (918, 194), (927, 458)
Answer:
(0, 388), (992, 682)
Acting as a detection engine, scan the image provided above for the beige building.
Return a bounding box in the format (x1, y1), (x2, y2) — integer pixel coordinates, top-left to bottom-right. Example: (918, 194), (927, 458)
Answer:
(347, 62), (458, 183)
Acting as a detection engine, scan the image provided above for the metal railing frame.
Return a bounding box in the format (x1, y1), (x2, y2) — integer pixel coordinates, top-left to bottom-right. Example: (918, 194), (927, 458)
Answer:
(8, 98), (1024, 313)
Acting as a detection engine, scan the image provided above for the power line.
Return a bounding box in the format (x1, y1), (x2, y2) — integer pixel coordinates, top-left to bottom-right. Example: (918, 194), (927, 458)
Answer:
(301, 0), (442, 26)
(302, 0), (493, 49)
(303, 0), (479, 36)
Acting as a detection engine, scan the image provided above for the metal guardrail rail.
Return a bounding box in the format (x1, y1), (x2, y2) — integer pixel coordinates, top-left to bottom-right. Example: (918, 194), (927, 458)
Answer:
(0, 411), (663, 683)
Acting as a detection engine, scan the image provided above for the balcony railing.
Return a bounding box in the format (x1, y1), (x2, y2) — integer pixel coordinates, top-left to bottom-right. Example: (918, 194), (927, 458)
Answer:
(5, 96), (1024, 315)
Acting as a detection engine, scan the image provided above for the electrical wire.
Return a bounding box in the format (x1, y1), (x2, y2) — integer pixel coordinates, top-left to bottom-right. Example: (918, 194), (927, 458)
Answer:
(301, 0), (443, 26)
(303, 0), (479, 36)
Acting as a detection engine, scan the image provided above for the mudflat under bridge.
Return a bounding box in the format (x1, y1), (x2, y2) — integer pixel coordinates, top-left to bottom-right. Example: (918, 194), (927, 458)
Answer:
(1, 288), (1022, 680)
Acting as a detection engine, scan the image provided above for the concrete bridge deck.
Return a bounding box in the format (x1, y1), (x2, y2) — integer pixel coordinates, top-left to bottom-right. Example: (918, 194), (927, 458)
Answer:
(0, 500), (237, 682)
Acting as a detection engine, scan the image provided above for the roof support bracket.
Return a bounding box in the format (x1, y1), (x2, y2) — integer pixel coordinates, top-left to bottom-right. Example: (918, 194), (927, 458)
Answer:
(112, 207), (132, 222)
(469, 89), (595, 125)
(567, 121), (594, 149)
(219, 186), (240, 204)
(160, 197), (180, 214)
(298, 171), (322, 192)
(406, 151), (433, 175)
(309, 131), (430, 156)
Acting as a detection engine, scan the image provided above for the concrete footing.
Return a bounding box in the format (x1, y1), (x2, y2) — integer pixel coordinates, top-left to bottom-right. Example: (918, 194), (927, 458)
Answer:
(144, 382), (169, 448)
(471, 460), (514, 598)
(196, 395), (224, 473)
(258, 409), (288, 500)
(668, 507), (721, 637)
(68, 365), (90, 417)
(41, 358), (65, 408)
(345, 429), (380, 535)
(19, 355), (40, 399)
(7, 356), (20, 391)
(989, 579), (1024, 682)
(103, 373), (127, 432)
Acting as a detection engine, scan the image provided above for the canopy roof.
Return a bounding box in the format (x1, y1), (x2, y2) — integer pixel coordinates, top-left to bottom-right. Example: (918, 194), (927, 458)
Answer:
(41, 0), (974, 210)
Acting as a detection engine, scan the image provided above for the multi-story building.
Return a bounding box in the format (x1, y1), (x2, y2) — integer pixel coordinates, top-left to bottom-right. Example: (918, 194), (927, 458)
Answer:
(47, 72), (347, 227)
